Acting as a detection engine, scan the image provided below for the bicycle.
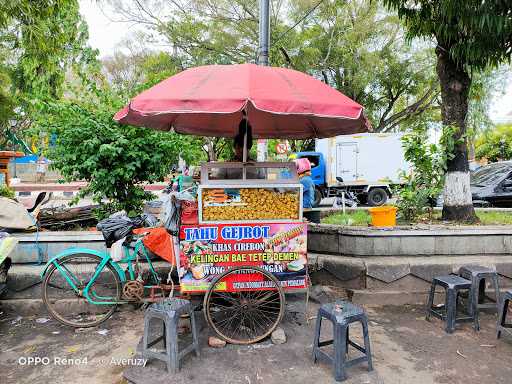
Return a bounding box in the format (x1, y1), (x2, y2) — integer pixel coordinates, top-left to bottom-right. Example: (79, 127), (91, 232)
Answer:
(41, 232), (166, 328)
(40, 231), (286, 344)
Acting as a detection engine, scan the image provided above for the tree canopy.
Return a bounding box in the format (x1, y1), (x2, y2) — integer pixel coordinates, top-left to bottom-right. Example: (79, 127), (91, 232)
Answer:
(106, 0), (445, 133)
(383, 0), (512, 222)
(0, 0), (95, 148)
(382, 0), (512, 69)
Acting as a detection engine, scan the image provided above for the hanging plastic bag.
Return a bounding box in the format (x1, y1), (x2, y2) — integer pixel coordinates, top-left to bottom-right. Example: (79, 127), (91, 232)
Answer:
(110, 237), (126, 262)
(134, 227), (175, 265)
(97, 213), (134, 248)
(163, 195), (181, 236)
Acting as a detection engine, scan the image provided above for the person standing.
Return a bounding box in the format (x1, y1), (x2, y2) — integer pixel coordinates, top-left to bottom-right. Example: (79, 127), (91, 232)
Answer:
(294, 158), (319, 223)
(36, 155), (48, 183)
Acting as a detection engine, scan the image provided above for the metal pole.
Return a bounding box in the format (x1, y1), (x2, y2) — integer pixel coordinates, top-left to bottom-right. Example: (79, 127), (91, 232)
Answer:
(257, 0), (270, 161)
(258, 0), (270, 66)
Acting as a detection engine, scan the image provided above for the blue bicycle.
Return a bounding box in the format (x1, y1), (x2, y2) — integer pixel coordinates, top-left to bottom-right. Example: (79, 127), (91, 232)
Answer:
(41, 233), (163, 328)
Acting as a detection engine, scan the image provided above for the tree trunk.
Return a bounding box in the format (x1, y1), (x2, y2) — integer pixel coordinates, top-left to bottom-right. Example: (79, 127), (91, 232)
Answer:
(436, 45), (477, 222)
(204, 138), (217, 161)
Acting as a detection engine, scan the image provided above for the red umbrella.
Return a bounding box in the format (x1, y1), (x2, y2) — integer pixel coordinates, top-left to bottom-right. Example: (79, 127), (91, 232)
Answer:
(114, 63), (369, 139)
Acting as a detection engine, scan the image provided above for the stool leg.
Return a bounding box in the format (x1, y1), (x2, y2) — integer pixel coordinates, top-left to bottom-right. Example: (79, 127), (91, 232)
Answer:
(497, 298), (508, 339)
(426, 282), (436, 321)
(190, 310), (200, 357)
(164, 316), (179, 374)
(472, 284), (480, 331)
(345, 326), (349, 355)
(478, 278), (486, 304)
(361, 317), (373, 372)
(333, 324), (347, 382)
(446, 288), (456, 334)
(142, 315), (150, 358)
(492, 275), (500, 312)
(465, 278), (475, 317)
(312, 315), (322, 363)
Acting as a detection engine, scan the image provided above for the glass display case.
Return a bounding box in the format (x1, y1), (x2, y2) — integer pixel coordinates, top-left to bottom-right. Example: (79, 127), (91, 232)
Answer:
(198, 162), (303, 223)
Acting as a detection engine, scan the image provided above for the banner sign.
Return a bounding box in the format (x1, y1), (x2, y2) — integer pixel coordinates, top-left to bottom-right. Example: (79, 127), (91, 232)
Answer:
(178, 222), (307, 293)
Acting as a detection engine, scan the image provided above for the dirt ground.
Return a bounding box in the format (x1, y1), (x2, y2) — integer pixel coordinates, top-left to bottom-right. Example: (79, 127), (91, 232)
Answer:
(1, 298), (511, 384)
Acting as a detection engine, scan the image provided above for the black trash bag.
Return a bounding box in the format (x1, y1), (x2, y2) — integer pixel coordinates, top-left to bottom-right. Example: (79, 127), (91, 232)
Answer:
(96, 213), (135, 248)
(97, 212), (160, 248)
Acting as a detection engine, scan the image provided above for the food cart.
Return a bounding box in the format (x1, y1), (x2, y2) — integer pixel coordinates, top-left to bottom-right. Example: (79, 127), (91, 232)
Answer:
(177, 161), (308, 343)
(114, 63), (369, 344)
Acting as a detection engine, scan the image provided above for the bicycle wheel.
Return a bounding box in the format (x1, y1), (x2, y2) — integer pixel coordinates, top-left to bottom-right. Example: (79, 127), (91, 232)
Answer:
(42, 253), (121, 327)
(204, 266), (285, 344)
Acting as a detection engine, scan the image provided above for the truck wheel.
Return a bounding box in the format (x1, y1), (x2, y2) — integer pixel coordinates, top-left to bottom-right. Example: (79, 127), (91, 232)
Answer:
(367, 188), (388, 206)
(313, 189), (323, 207)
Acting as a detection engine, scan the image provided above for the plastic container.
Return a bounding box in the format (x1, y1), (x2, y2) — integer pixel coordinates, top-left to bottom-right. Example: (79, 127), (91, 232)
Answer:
(368, 206), (397, 227)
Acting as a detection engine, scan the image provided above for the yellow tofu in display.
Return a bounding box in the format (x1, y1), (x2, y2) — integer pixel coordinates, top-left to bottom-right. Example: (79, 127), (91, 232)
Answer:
(202, 188), (300, 221)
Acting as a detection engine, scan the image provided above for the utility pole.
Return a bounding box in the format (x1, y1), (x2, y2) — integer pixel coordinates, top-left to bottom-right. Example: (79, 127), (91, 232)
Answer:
(257, 0), (270, 161)
(258, 0), (270, 66)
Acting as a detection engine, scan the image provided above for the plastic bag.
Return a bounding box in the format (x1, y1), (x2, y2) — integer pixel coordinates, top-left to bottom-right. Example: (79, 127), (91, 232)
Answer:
(133, 227), (175, 265)
(96, 212), (152, 248)
(180, 200), (198, 225)
(110, 237), (126, 262)
(97, 213), (133, 248)
(0, 233), (18, 265)
(163, 196), (181, 236)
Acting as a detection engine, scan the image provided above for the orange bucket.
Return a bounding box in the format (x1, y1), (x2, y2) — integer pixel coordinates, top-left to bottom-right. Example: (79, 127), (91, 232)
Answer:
(368, 206), (397, 227)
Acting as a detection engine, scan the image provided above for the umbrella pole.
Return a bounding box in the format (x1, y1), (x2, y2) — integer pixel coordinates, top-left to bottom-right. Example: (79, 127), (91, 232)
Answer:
(242, 118), (248, 179)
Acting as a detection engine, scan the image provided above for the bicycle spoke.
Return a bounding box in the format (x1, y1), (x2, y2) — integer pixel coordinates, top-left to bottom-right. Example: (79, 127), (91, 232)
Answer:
(206, 266), (284, 344)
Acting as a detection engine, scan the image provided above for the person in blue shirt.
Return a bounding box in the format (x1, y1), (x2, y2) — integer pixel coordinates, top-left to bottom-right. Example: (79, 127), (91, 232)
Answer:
(294, 158), (319, 222)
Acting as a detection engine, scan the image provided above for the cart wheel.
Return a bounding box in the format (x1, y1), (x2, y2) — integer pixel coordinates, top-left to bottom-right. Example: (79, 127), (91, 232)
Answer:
(204, 266), (285, 344)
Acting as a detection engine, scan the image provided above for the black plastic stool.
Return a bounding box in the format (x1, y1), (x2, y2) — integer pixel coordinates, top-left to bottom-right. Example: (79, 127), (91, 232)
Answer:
(497, 290), (512, 339)
(426, 275), (474, 333)
(312, 300), (373, 382)
(142, 298), (200, 373)
(459, 265), (500, 330)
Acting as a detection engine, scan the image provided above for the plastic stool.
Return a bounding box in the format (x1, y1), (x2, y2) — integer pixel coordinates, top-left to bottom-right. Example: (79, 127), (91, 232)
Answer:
(497, 290), (512, 339)
(426, 275), (474, 333)
(459, 265), (500, 330)
(312, 300), (373, 382)
(142, 298), (200, 373)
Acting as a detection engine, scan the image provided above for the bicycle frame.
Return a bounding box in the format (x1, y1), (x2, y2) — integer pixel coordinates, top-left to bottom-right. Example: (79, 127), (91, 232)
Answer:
(41, 238), (161, 305)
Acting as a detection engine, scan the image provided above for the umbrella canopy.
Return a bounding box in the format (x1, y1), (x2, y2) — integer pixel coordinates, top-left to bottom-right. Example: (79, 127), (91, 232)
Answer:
(114, 63), (370, 139)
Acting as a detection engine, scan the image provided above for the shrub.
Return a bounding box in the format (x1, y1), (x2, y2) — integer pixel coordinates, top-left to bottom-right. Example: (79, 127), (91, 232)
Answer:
(36, 97), (199, 217)
(475, 124), (512, 163)
(395, 125), (457, 222)
(0, 184), (15, 200)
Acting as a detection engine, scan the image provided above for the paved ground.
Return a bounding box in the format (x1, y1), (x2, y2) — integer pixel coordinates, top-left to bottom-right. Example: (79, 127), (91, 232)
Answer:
(1, 299), (511, 384)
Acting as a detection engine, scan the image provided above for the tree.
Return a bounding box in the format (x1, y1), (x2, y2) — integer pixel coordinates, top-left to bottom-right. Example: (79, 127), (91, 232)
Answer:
(105, 0), (443, 132)
(34, 85), (200, 216)
(383, 0), (512, 222)
(0, 0), (95, 147)
(283, 0), (441, 132)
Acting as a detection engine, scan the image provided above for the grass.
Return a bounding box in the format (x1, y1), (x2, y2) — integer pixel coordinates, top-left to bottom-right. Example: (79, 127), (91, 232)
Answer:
(321, 210), (371, 226)
(323, 208), (512, 226)
(431, 210), (512, 225)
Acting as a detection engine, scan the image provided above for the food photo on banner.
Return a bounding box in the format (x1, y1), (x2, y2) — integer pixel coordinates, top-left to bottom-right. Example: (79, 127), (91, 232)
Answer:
(178, 223), (308, 292)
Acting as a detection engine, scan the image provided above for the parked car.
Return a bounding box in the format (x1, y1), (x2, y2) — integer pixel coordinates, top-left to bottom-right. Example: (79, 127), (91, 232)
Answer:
(438, 161), (512, 207)
(470, 161), (512, 207)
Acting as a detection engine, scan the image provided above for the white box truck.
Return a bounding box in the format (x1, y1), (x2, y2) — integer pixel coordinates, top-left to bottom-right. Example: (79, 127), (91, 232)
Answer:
(294, 133), (409, 206)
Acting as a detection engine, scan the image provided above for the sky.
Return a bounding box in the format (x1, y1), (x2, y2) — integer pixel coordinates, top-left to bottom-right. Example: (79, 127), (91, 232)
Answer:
(79, 0), (512, 124)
